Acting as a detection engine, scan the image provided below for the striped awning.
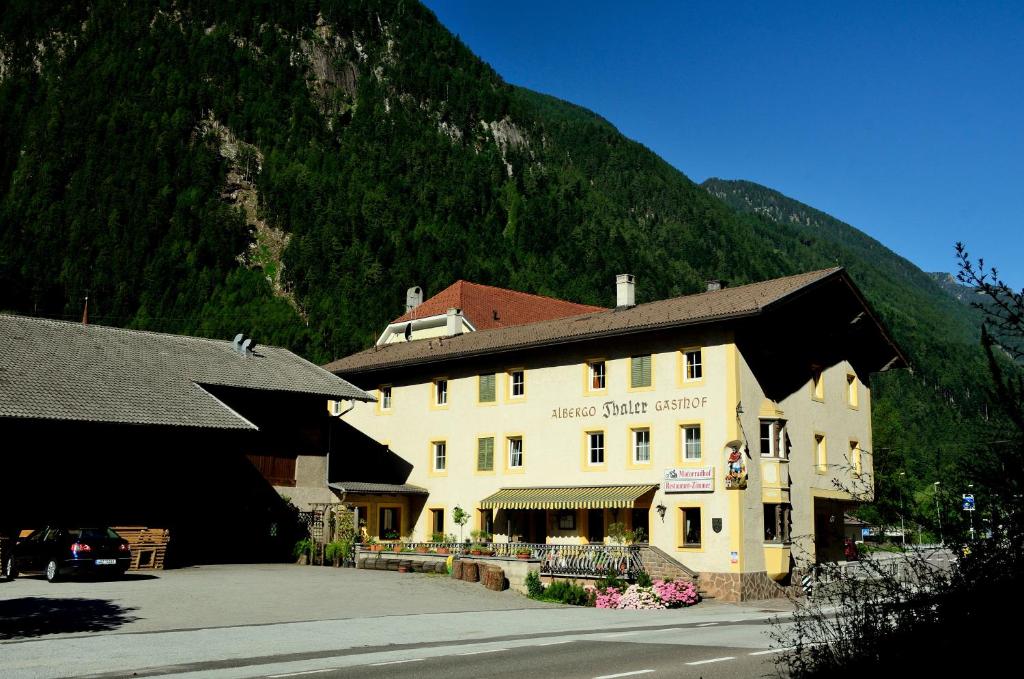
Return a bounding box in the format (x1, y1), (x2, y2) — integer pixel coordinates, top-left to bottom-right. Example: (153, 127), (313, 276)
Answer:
(479, 485), (658, 510)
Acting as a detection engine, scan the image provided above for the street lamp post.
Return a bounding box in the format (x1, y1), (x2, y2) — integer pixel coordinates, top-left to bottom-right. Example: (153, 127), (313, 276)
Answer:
(899, 472), (906, 548)
(934, 481), (944, 545)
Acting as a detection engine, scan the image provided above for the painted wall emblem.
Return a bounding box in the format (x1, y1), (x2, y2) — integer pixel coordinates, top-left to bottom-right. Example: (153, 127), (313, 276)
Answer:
(725, 445), (747, 490)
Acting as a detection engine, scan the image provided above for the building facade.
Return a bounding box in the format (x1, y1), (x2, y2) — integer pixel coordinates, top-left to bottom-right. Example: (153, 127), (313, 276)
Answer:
(325, 269), (903, 600)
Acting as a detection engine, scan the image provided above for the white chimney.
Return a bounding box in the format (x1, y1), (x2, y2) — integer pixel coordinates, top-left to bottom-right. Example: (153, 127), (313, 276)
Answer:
(616, 274), (635, 308)
(446, 307), (463, 336)
(706, 279), (726, 292)
(406, 286), (423, 313)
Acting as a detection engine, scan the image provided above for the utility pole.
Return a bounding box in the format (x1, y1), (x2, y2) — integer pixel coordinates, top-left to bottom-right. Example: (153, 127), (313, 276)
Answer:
(934, 481), (944, 545)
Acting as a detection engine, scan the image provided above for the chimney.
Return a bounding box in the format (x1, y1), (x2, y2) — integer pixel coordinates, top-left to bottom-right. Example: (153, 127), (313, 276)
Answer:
(446, 307), (463, 336)
(616, 274), (635, 308)
(706, 279), (726, 292)
(406, 286), (423, 313)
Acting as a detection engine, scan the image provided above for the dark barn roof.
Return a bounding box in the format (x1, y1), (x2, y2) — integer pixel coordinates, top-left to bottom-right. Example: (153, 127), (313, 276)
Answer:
(0, 315), (373, 430)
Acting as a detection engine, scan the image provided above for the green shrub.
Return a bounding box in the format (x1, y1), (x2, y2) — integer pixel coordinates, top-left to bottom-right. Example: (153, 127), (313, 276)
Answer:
(525, 570), (545, 598)
(635, 570), (653, 587)
(596, 567), (626, 591)
(544, 580), (590, 606)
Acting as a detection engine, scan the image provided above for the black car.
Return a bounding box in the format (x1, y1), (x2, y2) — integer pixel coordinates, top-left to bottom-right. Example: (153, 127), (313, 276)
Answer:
(3, 527), (132, 582)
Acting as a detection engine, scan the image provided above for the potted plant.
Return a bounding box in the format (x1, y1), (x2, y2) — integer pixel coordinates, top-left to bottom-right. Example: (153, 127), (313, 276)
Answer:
(416, 544), (429, 553)
(365, 537), (381, 552)
(325, 540), (346, 567)
(515, 546), (533, 560)
(436, 545), (450, 555)
(293, 538), (314, 565)
(469, 543), (484, 556)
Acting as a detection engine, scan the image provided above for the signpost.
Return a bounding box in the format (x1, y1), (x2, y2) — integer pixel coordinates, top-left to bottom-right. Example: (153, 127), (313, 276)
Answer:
(963, 493), (976, 541)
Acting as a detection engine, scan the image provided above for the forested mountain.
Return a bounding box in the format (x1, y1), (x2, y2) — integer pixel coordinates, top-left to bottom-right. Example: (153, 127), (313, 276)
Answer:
(0, 0), (999, 524)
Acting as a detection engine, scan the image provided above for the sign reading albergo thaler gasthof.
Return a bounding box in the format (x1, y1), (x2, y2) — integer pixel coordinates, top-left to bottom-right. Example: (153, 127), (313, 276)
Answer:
(663, 467), (715, 492)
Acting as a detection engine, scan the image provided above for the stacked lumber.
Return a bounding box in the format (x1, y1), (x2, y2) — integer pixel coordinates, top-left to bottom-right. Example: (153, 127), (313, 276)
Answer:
(112, 526), (170, 570)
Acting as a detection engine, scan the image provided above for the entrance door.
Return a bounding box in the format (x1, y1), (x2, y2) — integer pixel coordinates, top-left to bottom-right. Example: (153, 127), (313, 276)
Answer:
(587, 509), (605, 543)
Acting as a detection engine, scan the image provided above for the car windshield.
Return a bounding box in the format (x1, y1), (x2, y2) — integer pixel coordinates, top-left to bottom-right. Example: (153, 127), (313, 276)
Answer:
(66, 528), (121, 540)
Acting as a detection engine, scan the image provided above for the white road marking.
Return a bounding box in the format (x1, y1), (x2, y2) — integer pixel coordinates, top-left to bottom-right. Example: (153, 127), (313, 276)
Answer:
(603, 631), (641, 637)
(538, 640), (574, 646)
(686, 656), (736, 665)
(369, 658), (426, 666)
(593, 670), (656, 679)
(457, 648), (507, 656)
(696, 622), (718, 627)
(267, 670), (336, 678)
(749, 647), (795, 656)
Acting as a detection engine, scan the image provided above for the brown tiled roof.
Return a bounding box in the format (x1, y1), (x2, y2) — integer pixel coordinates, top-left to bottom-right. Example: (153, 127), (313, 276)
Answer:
(0, 315), (373, 429)
(325, 268), (849, 375)
(393, 280), (606, 330)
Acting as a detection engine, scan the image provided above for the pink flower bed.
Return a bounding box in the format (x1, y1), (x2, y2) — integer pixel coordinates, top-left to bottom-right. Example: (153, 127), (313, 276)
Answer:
(591, 579), (699, 609)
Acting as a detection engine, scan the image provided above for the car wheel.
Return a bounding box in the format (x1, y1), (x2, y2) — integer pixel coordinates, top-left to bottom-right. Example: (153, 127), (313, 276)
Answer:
(2, 557), (15, 581)
(45, 559), (60, 583)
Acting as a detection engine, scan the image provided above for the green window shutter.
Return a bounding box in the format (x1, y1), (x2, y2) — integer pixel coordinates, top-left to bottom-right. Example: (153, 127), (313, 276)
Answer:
(631, 355), (651, 388)
(479, 373), (495, 402)
(477, 437), (494, 471)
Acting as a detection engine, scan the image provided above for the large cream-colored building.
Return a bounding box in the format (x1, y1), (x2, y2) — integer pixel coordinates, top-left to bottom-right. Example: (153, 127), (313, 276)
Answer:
(324, 269), (904, 599)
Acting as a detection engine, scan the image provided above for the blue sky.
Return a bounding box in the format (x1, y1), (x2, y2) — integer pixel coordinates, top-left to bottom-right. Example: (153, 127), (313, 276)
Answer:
(423, 1), (1024, 289)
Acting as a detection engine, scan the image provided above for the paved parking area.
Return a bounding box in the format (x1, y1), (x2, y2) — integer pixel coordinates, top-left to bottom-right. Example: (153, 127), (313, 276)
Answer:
(0, 563), (555, 639)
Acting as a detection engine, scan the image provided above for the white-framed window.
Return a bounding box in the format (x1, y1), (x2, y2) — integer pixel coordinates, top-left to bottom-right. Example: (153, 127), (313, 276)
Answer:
(508, 437), (523, 468)
(763, 503), (792, 543)
(379, 386), (392, 410)
(509, 370), (525, 398)
(633, 428), (650, 463)
(588, 360), (606, 390)
(630, 355), (652, 388)
(683, 349), (703, 381)
(432, 441), (446, 471)
(683, 425), (702, 460)
(588, 431), (605, 465)
(759, 420), (785, 457)
(434, 379), (448, 406)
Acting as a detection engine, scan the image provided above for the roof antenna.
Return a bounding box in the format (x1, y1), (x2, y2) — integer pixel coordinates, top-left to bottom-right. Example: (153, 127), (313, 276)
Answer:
(81, 294), (89, 326)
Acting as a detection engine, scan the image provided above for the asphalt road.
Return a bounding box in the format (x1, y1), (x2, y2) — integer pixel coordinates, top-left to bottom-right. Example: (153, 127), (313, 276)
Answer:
(1, 565), (796, 678)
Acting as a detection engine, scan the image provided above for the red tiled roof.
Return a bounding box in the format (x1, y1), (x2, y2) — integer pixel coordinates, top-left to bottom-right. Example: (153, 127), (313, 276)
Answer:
(393, 280), (606, 330)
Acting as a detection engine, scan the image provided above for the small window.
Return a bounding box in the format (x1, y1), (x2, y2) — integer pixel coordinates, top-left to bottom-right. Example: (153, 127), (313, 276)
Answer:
(847, 374), (858, 408)
(588, 431), (605, 465)
(815, 434), (827, 473)
(434, 379), (448, 406)
(477, 437), (495, 471)
(588, 360), (606, 391)
(850, 440), (862, 476)
(431, 509), (445, 535)
(759, 420), (784, 457)
(478, 373), (496, 403)
(684, 349), (703, 382)
(680, 507), (702, 547)
(812, 368), (824, 401)
(508, 437), (523, 468)
(509, 370), (525, 398)
(682, 425), (702, 460)
(380, 386), (392, 410)
(557, 511), (576, 530)
(763, 503), (792, 543)
(633, 428), (651, 464)
(630, 355), (652, 388)
(432, 441), (446, 471)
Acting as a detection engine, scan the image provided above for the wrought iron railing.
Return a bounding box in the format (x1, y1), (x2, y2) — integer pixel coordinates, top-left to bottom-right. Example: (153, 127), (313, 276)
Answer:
(356, 541), (644, 579)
